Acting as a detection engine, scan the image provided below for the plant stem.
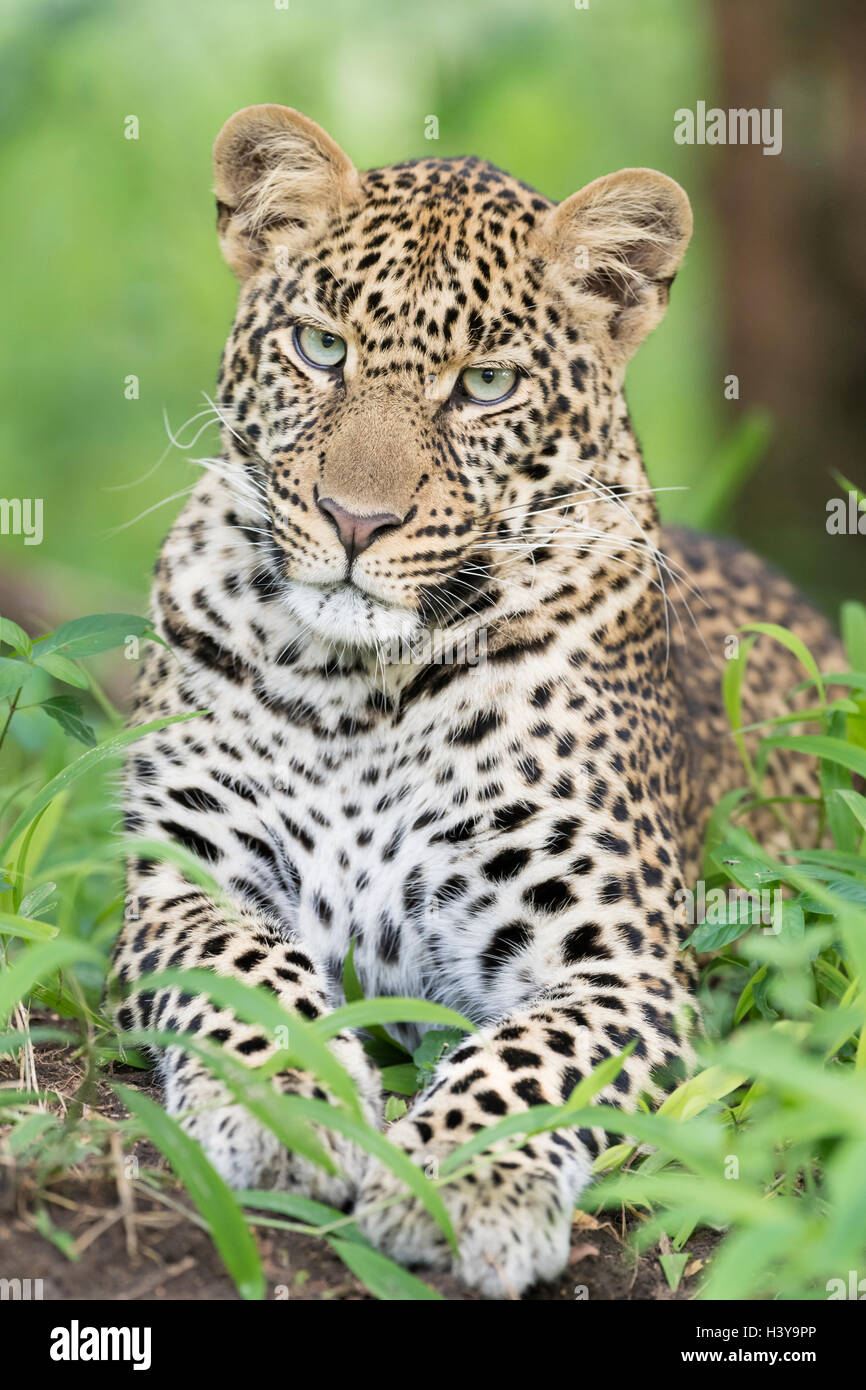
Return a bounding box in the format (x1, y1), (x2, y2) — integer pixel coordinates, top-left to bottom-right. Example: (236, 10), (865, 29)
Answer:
(0, 685), (23, 756)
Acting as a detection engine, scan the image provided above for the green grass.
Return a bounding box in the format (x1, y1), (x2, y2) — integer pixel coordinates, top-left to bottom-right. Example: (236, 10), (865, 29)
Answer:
(1, 606), (866, 1299)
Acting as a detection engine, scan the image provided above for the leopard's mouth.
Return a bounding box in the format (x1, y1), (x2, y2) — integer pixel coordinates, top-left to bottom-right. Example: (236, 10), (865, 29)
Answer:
(251, 524), (420, 649)
(279, 575), (423, 651)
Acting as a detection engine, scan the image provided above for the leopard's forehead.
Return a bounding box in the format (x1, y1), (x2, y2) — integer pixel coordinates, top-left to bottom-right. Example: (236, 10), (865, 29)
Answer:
(274, 157), (555, 363)
(359, 155), (551, 222)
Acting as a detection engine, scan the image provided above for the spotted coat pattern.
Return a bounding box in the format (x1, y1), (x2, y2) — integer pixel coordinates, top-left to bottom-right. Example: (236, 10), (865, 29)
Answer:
(111, 106), (839, 1297)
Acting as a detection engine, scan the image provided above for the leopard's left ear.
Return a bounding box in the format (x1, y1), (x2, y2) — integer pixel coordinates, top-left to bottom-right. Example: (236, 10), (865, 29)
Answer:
(213, 104), (361, 279)
(537, 169), (692, 359)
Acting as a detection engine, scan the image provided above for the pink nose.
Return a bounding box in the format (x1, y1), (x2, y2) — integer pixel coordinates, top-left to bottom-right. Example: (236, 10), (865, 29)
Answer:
(317, 497), (404, 559)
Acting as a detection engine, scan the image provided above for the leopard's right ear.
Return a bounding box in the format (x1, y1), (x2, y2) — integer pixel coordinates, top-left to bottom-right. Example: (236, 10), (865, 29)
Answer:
(212, 104), (360, 279)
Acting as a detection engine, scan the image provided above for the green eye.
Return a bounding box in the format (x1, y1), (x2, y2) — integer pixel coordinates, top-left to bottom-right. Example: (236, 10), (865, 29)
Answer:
(460, 365), (518, 404)
(294, 324), (347, 369)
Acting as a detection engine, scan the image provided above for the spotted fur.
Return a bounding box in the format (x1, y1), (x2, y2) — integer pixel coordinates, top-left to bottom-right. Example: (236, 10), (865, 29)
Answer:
(111, 106), (839, 1297)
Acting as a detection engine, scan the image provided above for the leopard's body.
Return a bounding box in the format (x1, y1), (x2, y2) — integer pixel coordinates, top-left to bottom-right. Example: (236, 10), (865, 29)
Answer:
(111, 106), (838, 1296)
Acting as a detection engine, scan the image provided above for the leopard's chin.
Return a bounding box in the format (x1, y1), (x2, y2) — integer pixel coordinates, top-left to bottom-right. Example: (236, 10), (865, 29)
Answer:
(280, 579), (422, 651)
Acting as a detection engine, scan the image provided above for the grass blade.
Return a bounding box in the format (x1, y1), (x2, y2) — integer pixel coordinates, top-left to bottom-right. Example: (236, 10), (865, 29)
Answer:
(328, 1237), (443, 1300)
(133, 968), (363, 1118)
(0, 909), (58, 941)
(312, 997), (476, 1042)
(762, 734), (866, 781)
(0, 713), (205, 861)
(0, 938), (103, 1021)
(740, 622), (825, 707)
(278, 1094), (457, 1252)
(116, 1084), (264, 1300)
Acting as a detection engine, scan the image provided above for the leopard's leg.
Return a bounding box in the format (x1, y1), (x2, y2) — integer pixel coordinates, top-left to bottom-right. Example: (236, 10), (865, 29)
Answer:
(113, 633), (384, 1201)
(356, 936), (694, 1297)
(112, 859), (382, 1202)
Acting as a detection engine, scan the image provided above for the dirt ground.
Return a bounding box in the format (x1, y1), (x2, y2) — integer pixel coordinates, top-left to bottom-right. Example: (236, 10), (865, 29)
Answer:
(0, 1044), (719, 1302)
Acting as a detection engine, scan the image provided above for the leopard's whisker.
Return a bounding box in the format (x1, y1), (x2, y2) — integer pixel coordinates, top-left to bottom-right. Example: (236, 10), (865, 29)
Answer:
(106, 485), (197, 536)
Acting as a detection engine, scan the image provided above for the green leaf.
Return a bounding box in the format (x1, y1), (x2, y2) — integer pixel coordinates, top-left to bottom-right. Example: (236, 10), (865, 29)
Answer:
(762, 734), (866, 781)
(0, 909), (58, 941)
(132, 969), (364, 1118)
(793, 671), (866, 696)
(8, 1110), (58, 1156)
(659, 1251), (691, 1291)
(35, 1206), (79, 1261)
(0, 938), (103, 1020)
(0, 656), (31, 699)
(830, 789), (866, 838)
(328, 1237), (443, 1300)
(97, 1044), (150, 1069)
(7, 791), (69, 900)
(735, 699), (859, 735)
(739, 622), (825, 707)
(380, 1064), (420, 1096)
(412, 1027), (468, 1081)
(711, 844), (780, 892)
(37, 696), (96, 746)
(123, 1030), (335, 1175)
(831, 471), (866, 508)
(841, 602), (866, 674)
(780, 901), (805, 939)
(0, 712), (205, 862)
(439, 1050), (634, 1178)
(733, 965), (768, 1025)
(722, 634), (758, 786)
(820, 709), (857, 852)
(783, 850), (866, 875)
(106, 835), (225, 899)
(278, 1094), (457, 1251)
(18, 882), (57, 920)
(0, 1087), (53, 1106)
(238, 1188), (352, 1231)
(440, 1102), (576, 1175)
(0, 616), (31, 657)
(342, 939), (363, 1004)
(0, 1028), (70, 1054)
(700, 788), (747, 881)
(797, 879), (866, 916)
(32, 652), (89, 690)
(36, 614), (159, 660)
(658, 1062), (749, 1121)
(116, 1084), (264, 1300)
(338, 945), (413, 1060)
(591, 1141), (636, 1175)
(683, 915), (751, 953)
(724, 1027), (866, 1129)
(565, 1041), (637, 1110)
(322, 1000), (469, 1045)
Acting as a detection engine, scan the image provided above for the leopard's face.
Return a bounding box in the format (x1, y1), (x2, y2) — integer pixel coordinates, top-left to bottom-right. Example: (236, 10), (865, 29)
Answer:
(213, 107), (692, 648)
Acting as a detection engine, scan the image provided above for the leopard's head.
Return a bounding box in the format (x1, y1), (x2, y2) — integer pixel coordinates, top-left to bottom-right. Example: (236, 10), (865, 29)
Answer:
(212, 104), (692, 649)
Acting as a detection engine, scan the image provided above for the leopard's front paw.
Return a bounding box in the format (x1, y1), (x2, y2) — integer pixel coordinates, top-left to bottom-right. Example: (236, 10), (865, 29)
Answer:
(355, 1118), (589, 1298)
(164, 1055), (380, 1208)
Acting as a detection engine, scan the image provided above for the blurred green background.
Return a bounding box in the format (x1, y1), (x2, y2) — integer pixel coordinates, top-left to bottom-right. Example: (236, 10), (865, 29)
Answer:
(1, 0), (862, 627)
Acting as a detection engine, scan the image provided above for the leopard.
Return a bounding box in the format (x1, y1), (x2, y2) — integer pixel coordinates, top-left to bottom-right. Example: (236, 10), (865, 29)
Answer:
(110, 104), (840, 1298)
